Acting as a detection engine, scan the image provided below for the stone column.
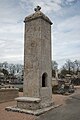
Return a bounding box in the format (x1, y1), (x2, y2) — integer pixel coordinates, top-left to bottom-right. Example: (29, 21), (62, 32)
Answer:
(23, 6), (53, 106)
(6, 6), (58, 115)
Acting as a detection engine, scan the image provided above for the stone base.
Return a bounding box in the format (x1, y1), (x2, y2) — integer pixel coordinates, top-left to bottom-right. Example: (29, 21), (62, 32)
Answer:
(5, 104), (60, 116)
(15, 97), (41, 110)
(5, 97), (61, 115)
(16, 97), (54, 110)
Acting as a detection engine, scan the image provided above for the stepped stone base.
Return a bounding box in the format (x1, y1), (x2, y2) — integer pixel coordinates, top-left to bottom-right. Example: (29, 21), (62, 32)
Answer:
(5, 104), (60, 116)
(5, 97), (60, 115)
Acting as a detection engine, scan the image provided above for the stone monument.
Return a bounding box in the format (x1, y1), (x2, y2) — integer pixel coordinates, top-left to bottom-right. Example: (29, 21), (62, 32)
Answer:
(6, 6), (58, 115)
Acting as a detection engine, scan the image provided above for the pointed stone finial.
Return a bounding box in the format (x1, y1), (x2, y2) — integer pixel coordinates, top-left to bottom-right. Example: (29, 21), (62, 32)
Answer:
(34, 6), (41, 12)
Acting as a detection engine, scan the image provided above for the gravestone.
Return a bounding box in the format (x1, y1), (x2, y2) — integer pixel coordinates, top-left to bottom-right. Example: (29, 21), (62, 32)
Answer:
(6, 6), (58, 115)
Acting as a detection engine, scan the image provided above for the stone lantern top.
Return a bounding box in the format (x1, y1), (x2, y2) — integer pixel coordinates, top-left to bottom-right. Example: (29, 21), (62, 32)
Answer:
(24, 6), (52, 25)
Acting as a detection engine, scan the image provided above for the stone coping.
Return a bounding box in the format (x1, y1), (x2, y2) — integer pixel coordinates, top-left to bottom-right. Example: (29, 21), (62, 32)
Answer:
(24, 11), (52, 25)
(0, 88), (19, 91)
(15, 97), (41, 103)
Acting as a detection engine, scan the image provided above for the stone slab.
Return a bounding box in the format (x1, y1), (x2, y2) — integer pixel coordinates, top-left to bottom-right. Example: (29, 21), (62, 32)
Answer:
(5, 104), (61, 116)
(15, 97), (41, 110)
(15, 97), (41, 103)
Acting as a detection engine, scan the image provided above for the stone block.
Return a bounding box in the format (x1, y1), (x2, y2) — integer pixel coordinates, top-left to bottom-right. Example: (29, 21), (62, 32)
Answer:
(15, 97), (41, 110)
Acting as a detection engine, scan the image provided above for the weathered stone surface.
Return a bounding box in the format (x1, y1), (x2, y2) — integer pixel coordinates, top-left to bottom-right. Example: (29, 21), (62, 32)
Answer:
(24, 10), (52, 25)
(15, 97), (41, 110)
(23, 7), (53, 109)
(6, 104), (60, 116)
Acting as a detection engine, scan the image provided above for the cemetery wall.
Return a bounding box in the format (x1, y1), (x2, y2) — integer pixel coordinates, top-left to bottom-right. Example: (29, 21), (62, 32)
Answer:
(0, 88), (19, 103)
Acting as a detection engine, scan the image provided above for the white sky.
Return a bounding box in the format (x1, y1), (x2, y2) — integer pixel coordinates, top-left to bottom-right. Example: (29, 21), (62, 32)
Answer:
(0, 0), (80, 68)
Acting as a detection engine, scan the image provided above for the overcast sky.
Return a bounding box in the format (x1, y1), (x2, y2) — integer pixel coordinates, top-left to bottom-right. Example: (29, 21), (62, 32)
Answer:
(0, 0), (80, 68)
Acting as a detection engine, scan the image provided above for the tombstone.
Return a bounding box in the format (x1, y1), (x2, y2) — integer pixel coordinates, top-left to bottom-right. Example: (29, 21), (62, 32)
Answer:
(55, 70), (58, 80)
(6, 6), (58, 115)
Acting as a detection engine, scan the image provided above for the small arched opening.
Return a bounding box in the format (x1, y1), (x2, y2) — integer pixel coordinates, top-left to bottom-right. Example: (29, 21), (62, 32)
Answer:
(42, 72), (48, 87)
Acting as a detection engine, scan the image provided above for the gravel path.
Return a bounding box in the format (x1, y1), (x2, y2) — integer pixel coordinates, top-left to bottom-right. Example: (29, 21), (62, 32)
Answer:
(0, 101), (36, 120)
(37, 86), (80, 120)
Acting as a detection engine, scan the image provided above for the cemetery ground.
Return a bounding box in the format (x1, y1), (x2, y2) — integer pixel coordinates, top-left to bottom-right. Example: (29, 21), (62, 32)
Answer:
(0, 86), (80, 120)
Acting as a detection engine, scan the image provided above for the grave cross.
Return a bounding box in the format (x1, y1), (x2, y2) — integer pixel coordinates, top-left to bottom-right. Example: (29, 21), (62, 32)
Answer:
(34, 6), (41, 12)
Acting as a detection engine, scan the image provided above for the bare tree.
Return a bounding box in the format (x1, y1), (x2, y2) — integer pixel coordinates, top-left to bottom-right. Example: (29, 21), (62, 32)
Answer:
(52, 61), (58, 77)
(74, 60), (80, 74)
(63, 59), (74, 74)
